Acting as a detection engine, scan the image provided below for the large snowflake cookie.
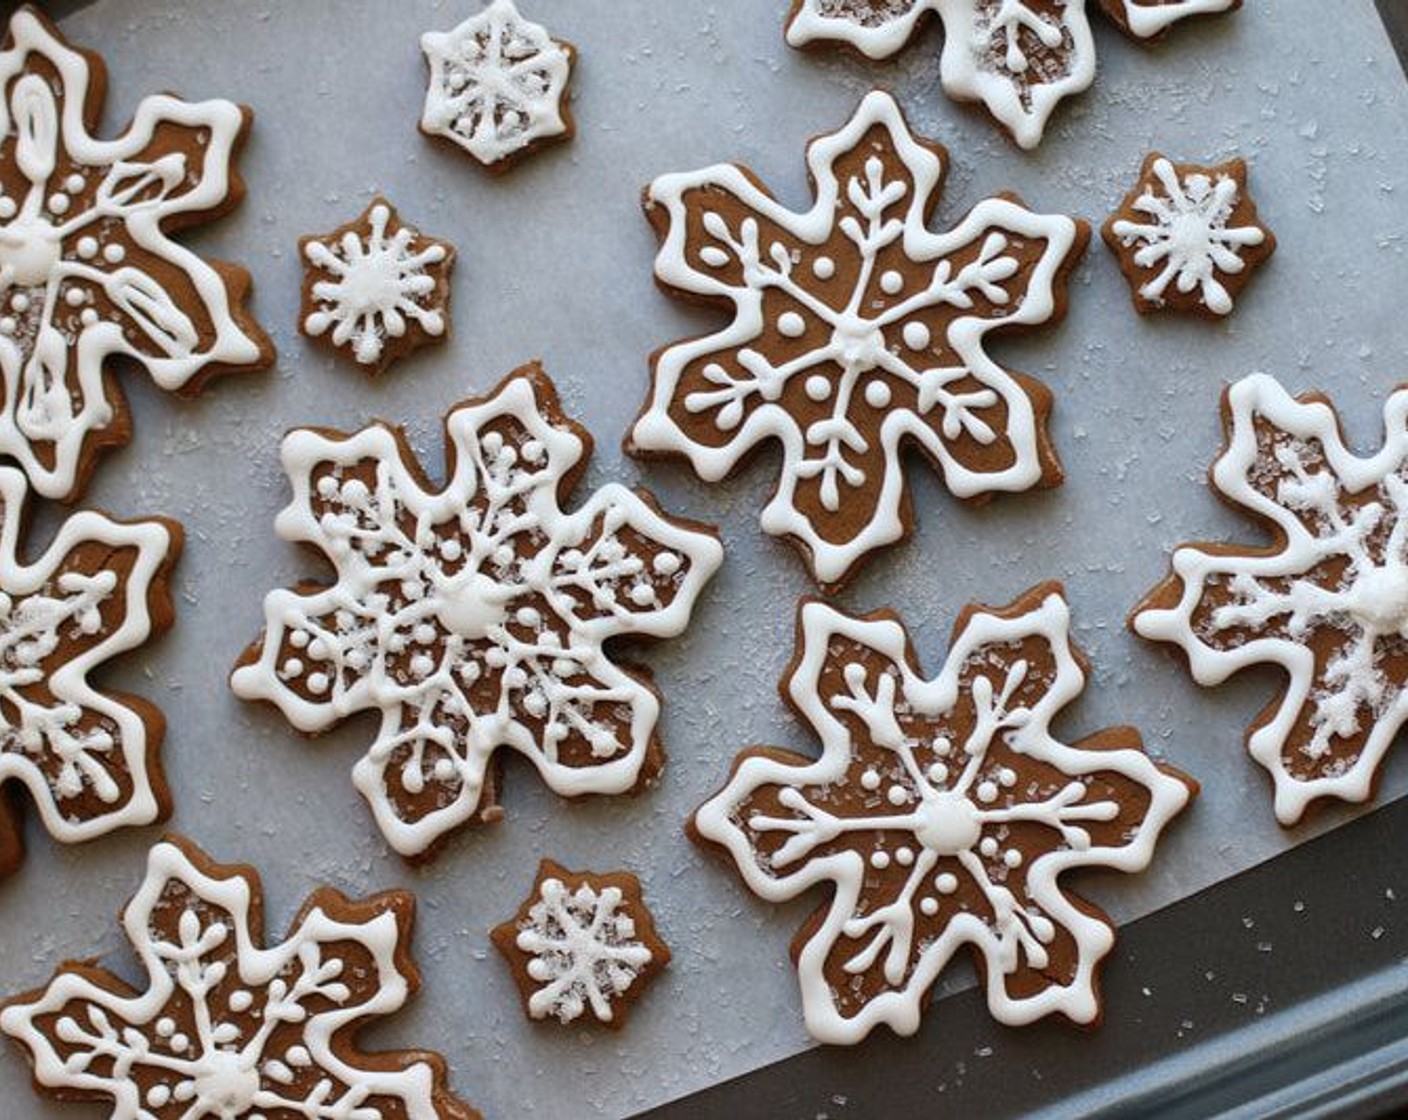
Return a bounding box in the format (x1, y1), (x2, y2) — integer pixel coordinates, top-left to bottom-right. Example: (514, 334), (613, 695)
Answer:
(785, 1), (1242, 149)
(1103, 153), (1275, 318)
(491, 859), (670, 1029)
(232, 364), (723, 861)
(628, 91), (1086, 593)
(0, 835), (481, 1119)
(1133, 374), (1408, 826)
(419, 0), (577, 172)
(299, 197), (455, 376)
(692, 584), (1195, 1044)
(0, 7), (273, 502)
(0, 467), (179, 877)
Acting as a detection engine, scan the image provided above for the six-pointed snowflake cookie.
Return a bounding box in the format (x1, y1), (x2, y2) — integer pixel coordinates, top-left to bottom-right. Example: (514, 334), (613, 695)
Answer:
(0, 7), (274, 502)
(692, 584), (1195, 1044)
(628, 91), (1086, 593)
(0, 835), (481, 1119)
(784, 1), (1241, 149)
(1133, 374), (1408, 826)
(0, 467), (180, 877)
(1103, 153), (1275, 318)
(420, 0), (577, 172)
(299, 197), (455, 376)
(491, 859), (670, 1029)
(232, 363), (723, 861)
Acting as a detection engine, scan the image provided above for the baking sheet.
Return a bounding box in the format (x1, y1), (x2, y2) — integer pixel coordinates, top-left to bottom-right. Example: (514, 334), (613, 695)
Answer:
(2, 1), (1408, 1117)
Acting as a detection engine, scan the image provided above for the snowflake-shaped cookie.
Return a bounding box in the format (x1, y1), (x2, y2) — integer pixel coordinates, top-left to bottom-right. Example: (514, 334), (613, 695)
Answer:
(1133, 375), (1408, 826)
(232, 364), (722, 860)
(0, 7), (273, 501)
(1103, 154), (1275, 318)
(419, 0), (576, 171)
(628, 91), (1086, 592)
(693, 585), (1195, 1044)
(0, 835), (480, 1119)
(300, 197), (455, 375)
(785, 1), (1241, 149)
(491, 860), (669, 1029)
(0, 467), (179, 876)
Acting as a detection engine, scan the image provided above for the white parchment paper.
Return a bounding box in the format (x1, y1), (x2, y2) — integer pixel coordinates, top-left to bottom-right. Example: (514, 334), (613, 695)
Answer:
(3, 1), (1408, 1116)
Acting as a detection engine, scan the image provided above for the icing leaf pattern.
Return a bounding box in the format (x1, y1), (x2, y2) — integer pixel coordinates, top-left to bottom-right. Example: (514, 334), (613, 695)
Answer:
(693, 586), (1194, 1044)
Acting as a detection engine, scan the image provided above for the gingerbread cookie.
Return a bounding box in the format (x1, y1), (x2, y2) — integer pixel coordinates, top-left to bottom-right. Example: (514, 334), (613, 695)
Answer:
(692, 585), (1195, 1044)
(299, 197), (455, 375)
(232, 364), (722, 861)
(629, 91), (1086, 593)
(1103, 154), (1274, 318)
(0, 835), (480, 1119)
(0, 7), (273, 502)
(0, 467), (180, 877)
(1133, 374), (1408, 826)
(420, 0), (576, 172)
(784, 1), (1241, 149)
(491, 860), (670, 1029)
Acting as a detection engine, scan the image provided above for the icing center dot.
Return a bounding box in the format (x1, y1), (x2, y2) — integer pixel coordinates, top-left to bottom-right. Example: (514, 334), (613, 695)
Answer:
(436, 570), (511, 640)
(1167, 212), (1215, 265)
(192, 1050), (260, 1116)
(913, 791), (983, 856)
(1345, 564), (1408, 634)
(337, 251), (412, 317)
(831, 318), (888, 373)
(0, 215), (63, 287)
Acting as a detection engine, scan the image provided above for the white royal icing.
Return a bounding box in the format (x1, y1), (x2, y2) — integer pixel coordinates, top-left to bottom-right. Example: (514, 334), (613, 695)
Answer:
(0, 466), (173, 845)
(0, 840), (452, 1119)
(694, 590), (1191, 1044)
(1109, 157), (1266, 316)
(514, 876), (654, 1024)
(1135, 374), (1408, 825)
(232, 369), (722, 857)
(303, 202), (450, 368)
(633, 91), (1080, 587)
(420, 0), (574, 168)
(786, 1), (1236, 148)
(0, 9), (265, 499)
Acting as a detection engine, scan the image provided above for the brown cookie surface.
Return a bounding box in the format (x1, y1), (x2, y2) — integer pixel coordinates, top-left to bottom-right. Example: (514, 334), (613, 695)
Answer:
(491, 859), (670, 1029)
(0, 834), (481, 1119)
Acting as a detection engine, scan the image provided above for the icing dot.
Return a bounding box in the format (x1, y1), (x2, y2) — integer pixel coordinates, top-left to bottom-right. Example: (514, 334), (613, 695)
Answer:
(886, 784), (909, 806)
(281, 658), (304, 678)
(880, 270), (904, 295)
(156, 1018), (176, 1037)
(552, 657), (576, 678)
(979, 837), (999, 858)
(516, 606), (541, 628)
(64, 173), (85, 194)
(976, 780), (999, 804)
(927, 762), (948, 785)
(65, 286), (86, 307)
(47, 192), (70, 215)
(895, 846), (914, 866)
(870, 850), (891, 870)
(410, 654), (435, 678)
(0, 318), (14, 335)
(169, 1033), (189, 1053)
(492, 545), (515, 568)
(11, 293), (30, 313)
(227, 989), (253, 1013)
(777, 311), (806, 338)
(859, 769), (881, 791)
(0, 198), (15, 220)
(80, 308), (98, 326)
(935, 873), (958, 895)
(920, 897), (939, 916)
(630, 583), (657, 606)
(1003, 848), (1023, 869)
(440, 538), (463, 562)
(289, 630), (310, 649)
(103, 243), (126, 264)
(864, 380), (892, 409)
(805, 374), (831, 402)
(147, 1085), (172, 1108)
(812, 256), (836, 280)
(933, 737), (952, 757)
(903, 321), (932, 351)
(524, 691), (548, 717)
(998, 768), (1017, 788)
(522, 439), (545, 463)
(306, 672), (329, 694)
(653, 551), (681, 576)
(433, 758), (456, 781)
(77, 236), (99, 259)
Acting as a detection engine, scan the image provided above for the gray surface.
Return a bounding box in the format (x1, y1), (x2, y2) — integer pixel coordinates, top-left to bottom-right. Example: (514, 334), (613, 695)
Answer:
(1, 1), (1407, 1117)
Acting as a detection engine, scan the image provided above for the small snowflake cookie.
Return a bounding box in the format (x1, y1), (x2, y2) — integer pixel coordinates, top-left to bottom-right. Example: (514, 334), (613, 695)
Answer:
(784, 1), (1241, 149)
(0, 467), (180, 877)
(420, 0), (577, 172)
(300, 197), (455, 375)
(0, 7), (274, 501)
(0, 835), (481, 1119)
(491, 859), (670, 1029)
(692, 584), (1195, 1044)
(1103, 153), (1275, 318)
(628, 91), (1086, 593)
(232, 363), (723, 861)
(1133, 374), (1408, 826)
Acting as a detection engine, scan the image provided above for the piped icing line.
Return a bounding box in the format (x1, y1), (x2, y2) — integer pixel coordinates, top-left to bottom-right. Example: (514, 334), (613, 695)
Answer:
(0, 7), (271, 500)
(233, 364), (722, 859)
(419, 0), (576, 170)
(630, 90), (1084, 591)
(1106, 0), (1240, 39)
(0, 836), (480, 1120)
(693, 586), (1194, 1045)
(1133, 374), (1408, 825)
(0, 465), (178, 853)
